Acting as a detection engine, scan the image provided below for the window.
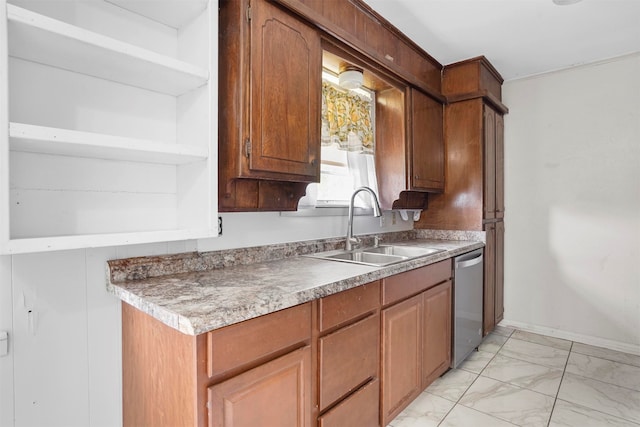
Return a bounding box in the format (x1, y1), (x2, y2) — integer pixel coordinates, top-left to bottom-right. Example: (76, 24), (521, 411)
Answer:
(299, 71), (379, 209)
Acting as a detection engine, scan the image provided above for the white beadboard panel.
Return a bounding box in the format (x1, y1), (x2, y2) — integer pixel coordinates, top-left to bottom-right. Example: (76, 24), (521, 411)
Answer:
(8, 0), (179, 56)
(167, 239), (198, 254)
(10, 152), (177, 193)
(0, 255), (14, 427)
(85, 247), (122, 427)
(9, 58), (178, 142)
(114, 241), (173, 260)
(12, 249), (89, 426)
(177, 161), (211, 230)
(10, 190), (178, 239)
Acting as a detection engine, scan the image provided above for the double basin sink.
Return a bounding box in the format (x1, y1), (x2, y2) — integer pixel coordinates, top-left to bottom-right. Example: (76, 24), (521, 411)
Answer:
(307, 244), (444, 267)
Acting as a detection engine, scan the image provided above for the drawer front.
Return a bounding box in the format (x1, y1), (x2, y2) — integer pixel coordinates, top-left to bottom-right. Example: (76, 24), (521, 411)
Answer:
(319, 281), (380, 332)
(207, 302), (311, 378)
(319, 313), (379, 410)
(382, 260), (451, 306)
(318, 378), (380, 427)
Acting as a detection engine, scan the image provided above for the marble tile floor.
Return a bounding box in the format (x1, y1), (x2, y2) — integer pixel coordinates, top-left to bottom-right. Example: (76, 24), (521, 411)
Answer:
(387, 326), (640, 427)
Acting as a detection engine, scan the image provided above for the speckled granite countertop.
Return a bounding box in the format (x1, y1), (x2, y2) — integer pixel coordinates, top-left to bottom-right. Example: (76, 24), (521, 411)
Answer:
(107, 231), (484, 336)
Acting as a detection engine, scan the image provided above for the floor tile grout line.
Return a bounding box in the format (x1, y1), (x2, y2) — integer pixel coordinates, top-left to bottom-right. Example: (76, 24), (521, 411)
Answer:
(570, 347), (640, 370)
(553, 397), (640, 427)
(563, 368), (640, 394)
(547, 340), (574, 427)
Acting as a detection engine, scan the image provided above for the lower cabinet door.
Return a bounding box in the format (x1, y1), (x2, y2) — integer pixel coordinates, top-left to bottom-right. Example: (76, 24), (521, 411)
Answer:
(208, 346), (311, 427)
(495, 221), (505, 324)
(381, 294), (423, 425)
(422, 281), (452, 387)
(318, 379), (380, 427)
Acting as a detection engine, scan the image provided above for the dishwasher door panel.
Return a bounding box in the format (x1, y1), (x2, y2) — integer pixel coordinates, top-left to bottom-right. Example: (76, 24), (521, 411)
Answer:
(453, 249), (484, 368)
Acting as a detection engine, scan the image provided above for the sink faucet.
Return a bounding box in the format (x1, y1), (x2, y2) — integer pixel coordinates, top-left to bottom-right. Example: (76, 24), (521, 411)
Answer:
(346, 186), (382, 251)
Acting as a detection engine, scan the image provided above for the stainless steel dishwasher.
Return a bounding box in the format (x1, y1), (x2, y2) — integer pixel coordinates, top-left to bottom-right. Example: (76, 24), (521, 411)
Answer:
(452, 248), (484, 368)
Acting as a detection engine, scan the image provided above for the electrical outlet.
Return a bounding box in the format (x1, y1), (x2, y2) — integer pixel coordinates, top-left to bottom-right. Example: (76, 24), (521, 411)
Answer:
(391, 211), (397, 225)
(379, 212), (386, 227)
(218, 216), (223, 236)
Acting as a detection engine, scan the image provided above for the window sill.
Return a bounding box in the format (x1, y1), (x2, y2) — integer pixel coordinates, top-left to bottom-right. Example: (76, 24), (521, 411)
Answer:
(279, 206), (378, 217)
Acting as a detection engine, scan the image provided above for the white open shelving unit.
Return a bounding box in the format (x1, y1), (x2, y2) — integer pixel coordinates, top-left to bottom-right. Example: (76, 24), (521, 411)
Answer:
(1, 0), (218, 254)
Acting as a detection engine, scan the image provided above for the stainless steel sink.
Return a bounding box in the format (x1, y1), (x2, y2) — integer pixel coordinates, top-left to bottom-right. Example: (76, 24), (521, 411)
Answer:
(306, 244), (444, 267)
(362, 245), (443, 258)
(321, 250), (407, 266)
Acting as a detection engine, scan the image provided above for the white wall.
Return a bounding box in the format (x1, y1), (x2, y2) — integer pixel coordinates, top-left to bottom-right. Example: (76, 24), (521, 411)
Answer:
(0, 212), (411, 427)
(502, 53), (640, 353)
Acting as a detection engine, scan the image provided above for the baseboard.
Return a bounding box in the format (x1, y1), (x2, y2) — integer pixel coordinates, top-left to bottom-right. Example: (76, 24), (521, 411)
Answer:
(499, 319), (640, 356)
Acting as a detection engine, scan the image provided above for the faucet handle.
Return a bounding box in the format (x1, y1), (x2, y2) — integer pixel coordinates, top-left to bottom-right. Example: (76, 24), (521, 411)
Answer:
(348, 236), (361, 250)
(374, 236), (383, 247)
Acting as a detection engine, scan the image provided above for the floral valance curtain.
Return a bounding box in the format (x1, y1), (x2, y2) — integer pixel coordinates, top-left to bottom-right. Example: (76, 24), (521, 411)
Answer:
(321, 82), (374, 153)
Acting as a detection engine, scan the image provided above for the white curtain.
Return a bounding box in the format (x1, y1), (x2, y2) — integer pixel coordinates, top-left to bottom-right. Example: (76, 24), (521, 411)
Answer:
(347, 151), (379, 208)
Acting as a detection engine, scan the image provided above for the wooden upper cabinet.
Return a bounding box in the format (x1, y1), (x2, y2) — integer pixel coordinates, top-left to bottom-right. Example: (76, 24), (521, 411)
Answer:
(483, 106), (497, 220)
(249, 0), (321, 179)
(274, 0), (443, 96)
(375, 87), (444, 210)
(495, 113), (505, 218)
(218, 0), (320, 212)
(483, 104), (506, 220)
(410, 89), (444, 192)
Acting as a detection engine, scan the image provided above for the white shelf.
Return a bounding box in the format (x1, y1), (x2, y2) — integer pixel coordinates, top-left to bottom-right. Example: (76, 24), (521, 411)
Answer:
(7, 4), (209, 96)
(9, 123), (208, 165)
(3, 228), (219, 255)
(105, 0), (208, 29)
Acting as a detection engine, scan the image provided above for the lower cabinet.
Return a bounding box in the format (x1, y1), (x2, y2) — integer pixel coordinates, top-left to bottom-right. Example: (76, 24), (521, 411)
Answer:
(122, 261), (453, 427)
(483, 220), (504, 335)
(208, 346), (312, 427)
(382, 294), (423, 423)
(422, 281), (452, 387)
(381, 262), (453, 426)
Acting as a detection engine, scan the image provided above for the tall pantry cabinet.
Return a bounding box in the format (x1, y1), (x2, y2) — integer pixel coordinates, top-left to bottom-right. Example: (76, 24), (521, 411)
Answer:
(0, 0), (218, 254)
(415, 56), (507, 335)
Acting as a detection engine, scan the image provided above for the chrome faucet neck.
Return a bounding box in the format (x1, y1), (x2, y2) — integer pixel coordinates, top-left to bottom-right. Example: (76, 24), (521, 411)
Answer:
(345, 187), (382, 251)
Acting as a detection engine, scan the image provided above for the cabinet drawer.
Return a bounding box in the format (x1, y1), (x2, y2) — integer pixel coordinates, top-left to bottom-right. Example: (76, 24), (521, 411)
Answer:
(319, 281), (380, 332)
(207, 302), (311, 378)
(208, 346), (312, 427)
(318, 378), (380, 427)
(382, 260), (451, 306)
(319, 314), (379, 410)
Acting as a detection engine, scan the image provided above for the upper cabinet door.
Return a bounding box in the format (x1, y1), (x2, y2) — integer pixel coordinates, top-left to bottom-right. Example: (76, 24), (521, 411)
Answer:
(483, 106), (497, 219)
(495, 112), (505, 218)
(410, 89), (444, 192)
(249, 0), (321, 180)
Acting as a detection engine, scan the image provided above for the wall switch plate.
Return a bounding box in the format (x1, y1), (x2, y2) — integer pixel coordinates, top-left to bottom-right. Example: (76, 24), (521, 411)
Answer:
(0, 331), (7, 356)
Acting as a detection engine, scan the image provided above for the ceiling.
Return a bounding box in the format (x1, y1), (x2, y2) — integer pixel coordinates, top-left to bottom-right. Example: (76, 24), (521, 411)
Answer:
(362, 0), (640, 81)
